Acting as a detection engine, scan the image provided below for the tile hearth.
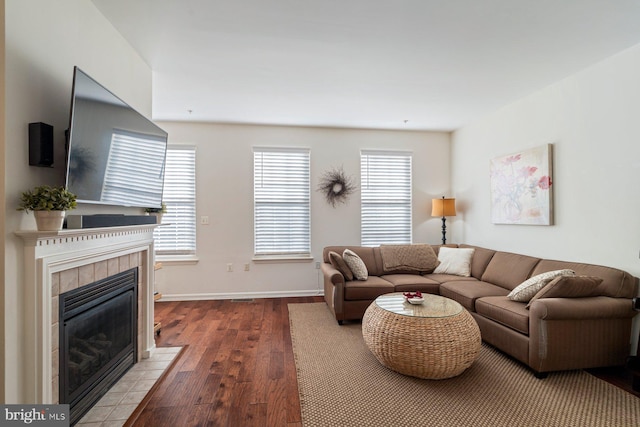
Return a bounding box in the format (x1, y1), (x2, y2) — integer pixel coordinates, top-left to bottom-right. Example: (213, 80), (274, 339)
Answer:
(76, 346), (181, 426)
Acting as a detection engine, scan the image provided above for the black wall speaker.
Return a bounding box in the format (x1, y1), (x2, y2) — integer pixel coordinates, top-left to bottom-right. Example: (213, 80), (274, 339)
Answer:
(29, 122), (54, 167)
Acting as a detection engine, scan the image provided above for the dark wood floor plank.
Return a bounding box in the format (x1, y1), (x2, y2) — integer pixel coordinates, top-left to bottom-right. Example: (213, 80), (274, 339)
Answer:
(265, 378), (287, 426)
(194, 372), (223, 406)
(227, 381), (254, 426)
(235, 330), (260, 383)
(206, 375), (234, 426)
(268, 350), (285, 380)
(183, 403), (214, 427)
(248, 334), (273, 405)
(177, 343), (209, 373)
(247, 402), (268, 426)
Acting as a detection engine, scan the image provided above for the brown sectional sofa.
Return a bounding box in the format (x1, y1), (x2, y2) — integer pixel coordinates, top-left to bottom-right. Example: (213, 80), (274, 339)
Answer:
(321, 244), (638, 376)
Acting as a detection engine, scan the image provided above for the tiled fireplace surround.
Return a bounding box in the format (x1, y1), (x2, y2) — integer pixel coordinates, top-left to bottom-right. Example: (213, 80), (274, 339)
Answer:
(17, 225), (157, 405)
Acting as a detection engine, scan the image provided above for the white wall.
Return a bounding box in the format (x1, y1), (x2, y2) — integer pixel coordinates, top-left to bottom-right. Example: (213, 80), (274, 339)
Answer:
(452, 42), (640, 353)
(155, 122), (451, 299)
(4, 0), (152, 402)
(452, 42), (640, 279)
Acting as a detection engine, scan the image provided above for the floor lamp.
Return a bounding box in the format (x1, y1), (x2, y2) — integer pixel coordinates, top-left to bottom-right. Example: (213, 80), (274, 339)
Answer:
(431, 196), (456, 244)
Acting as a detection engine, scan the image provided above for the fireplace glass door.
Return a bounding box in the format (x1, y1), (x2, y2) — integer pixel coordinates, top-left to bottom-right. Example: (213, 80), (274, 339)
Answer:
(60, 268), (138, 424)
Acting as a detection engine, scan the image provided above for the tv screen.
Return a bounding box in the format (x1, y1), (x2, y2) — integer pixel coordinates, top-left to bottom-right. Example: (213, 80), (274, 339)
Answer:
(65, 67), (167, 209)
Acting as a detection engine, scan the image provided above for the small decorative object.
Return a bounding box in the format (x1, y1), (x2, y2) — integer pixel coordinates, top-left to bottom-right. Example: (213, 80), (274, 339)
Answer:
(403, 291), (424, 304)
(317, 166), (356, 207)
(18, 185), (77, 231)
(431, 196), (456, 244)
(490, 144), (553, 225)
(145, 203), (167, 223)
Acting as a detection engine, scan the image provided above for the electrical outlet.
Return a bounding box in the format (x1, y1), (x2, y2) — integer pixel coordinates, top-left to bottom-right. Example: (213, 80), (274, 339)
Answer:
(244, 263), (250, 271)
(315, 262), (321, 269)
(226, 263), (233, 272)
(201, 216), (210, 225)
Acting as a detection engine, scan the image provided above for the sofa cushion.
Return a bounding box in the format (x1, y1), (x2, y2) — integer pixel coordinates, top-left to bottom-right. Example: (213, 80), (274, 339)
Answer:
(459, 245), (497, 279)
(481, 251), (541, 290)
(433, 247), (475, 277)
(530, 259), (636, 299)
(507, 269), (575, 302)
(328, 251), (354, 281)
(343, 276), (395, 300)
(439, 280), (509, 311)
(526, 275), (604, 308)
(380, 244), (440, 273)
(476, 296), (530, 335)
(343, 249), (368, 280)
(381, 274), (441, 294)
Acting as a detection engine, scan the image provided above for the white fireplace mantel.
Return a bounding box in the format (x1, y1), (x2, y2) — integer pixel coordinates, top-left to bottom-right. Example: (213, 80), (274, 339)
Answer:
(16, 225), (158, 404)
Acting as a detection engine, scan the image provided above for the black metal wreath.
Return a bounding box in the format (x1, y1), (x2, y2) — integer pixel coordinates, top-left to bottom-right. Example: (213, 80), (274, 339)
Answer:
(317, 167), (356, 207)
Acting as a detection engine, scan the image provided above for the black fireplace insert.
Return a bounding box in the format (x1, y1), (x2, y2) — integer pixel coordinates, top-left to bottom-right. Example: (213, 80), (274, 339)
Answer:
(59, 267), (138, 425)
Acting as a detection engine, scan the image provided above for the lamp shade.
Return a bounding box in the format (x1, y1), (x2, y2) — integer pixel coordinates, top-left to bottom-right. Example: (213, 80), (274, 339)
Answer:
(431, 197), (456, 217)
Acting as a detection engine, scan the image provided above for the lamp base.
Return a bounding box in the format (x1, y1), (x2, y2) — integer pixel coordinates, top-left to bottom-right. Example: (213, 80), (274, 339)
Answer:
(441, 216), (447, 245)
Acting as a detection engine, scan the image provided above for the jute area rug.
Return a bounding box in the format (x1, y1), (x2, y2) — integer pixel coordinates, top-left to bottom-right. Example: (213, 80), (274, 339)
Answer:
(289, 303), (640, 427)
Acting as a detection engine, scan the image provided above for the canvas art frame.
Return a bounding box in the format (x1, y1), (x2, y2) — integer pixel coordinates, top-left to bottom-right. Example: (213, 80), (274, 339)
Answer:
(490, 144), (553, 225)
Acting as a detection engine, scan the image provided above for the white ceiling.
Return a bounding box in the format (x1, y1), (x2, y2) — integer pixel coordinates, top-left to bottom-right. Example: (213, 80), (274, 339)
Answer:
(92, 0), (640, 131)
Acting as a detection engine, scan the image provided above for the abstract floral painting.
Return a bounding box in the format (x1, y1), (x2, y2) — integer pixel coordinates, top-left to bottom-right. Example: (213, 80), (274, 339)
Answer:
(490, 144), (553, 225)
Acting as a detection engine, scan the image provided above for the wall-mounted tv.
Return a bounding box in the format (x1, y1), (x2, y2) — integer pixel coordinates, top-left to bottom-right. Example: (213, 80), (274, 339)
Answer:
(65, 66), (167, 209)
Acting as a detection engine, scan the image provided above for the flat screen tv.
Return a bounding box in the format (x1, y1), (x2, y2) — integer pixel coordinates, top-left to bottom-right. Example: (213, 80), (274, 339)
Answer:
(65, 66), (167, 209)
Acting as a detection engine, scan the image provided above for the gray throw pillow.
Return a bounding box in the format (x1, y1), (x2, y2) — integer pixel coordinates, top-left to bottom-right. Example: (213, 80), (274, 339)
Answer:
(526, 275), (603, 308)
(328, 251), (354, 281)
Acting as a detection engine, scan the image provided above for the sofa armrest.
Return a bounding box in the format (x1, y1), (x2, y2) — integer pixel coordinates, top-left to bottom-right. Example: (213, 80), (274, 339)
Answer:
(529, 296), (636, 320)
(528, 296), (636, 373)
(321, 262), (346, 322)
(321, 262), (345, 285)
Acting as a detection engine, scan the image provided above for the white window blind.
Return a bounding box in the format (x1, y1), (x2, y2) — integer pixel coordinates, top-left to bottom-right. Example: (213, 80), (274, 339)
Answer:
(254, 147), (310, 256)
(154, 146), (197, 255)
(361, 150), (412, 246)
(102, 130), (166, 207)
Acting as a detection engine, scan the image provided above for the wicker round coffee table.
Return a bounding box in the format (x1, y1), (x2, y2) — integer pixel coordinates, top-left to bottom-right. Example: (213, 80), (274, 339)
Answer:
(362, 292), (481, 379)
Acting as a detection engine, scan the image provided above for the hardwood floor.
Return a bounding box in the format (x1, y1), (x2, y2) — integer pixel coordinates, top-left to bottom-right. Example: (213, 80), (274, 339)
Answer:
(130, 297), (322, 427)
(130, 297), (638, 426)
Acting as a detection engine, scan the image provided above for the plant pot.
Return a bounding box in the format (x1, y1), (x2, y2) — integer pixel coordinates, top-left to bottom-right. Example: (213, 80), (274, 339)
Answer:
(34, 210), (65, 231)
(149, 212), (163, 224)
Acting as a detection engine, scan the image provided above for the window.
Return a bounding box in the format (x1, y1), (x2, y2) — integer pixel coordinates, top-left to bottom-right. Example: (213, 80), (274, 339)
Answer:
(154, 146), (197, 255)
(360, 150), (412, 246)
(254, 147), (310, 257)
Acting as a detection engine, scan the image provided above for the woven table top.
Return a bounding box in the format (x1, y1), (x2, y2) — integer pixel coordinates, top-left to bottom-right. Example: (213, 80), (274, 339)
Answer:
(374, 292), (463, 318)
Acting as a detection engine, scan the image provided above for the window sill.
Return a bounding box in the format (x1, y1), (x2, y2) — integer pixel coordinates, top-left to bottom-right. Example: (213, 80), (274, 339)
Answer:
(252, 255), (314, 264)
(155, 254), (199, 265)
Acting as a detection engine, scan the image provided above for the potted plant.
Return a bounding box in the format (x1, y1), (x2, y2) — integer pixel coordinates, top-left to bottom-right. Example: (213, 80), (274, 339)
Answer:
(144, 203), (167, 223)
(18, 185), (77, 231)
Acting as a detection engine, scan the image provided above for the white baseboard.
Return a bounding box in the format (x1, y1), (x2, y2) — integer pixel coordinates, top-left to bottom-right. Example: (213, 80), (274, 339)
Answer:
(158, 289), (324, 302)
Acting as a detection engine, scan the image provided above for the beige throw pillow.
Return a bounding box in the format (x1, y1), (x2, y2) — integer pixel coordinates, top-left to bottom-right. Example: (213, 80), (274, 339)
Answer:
(508, 269), (575, 302)
(526, 275), (603, 308)
(328, 251), (354, 281)
(342, 249), (368, 281)
(432, 247), (475, 277)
